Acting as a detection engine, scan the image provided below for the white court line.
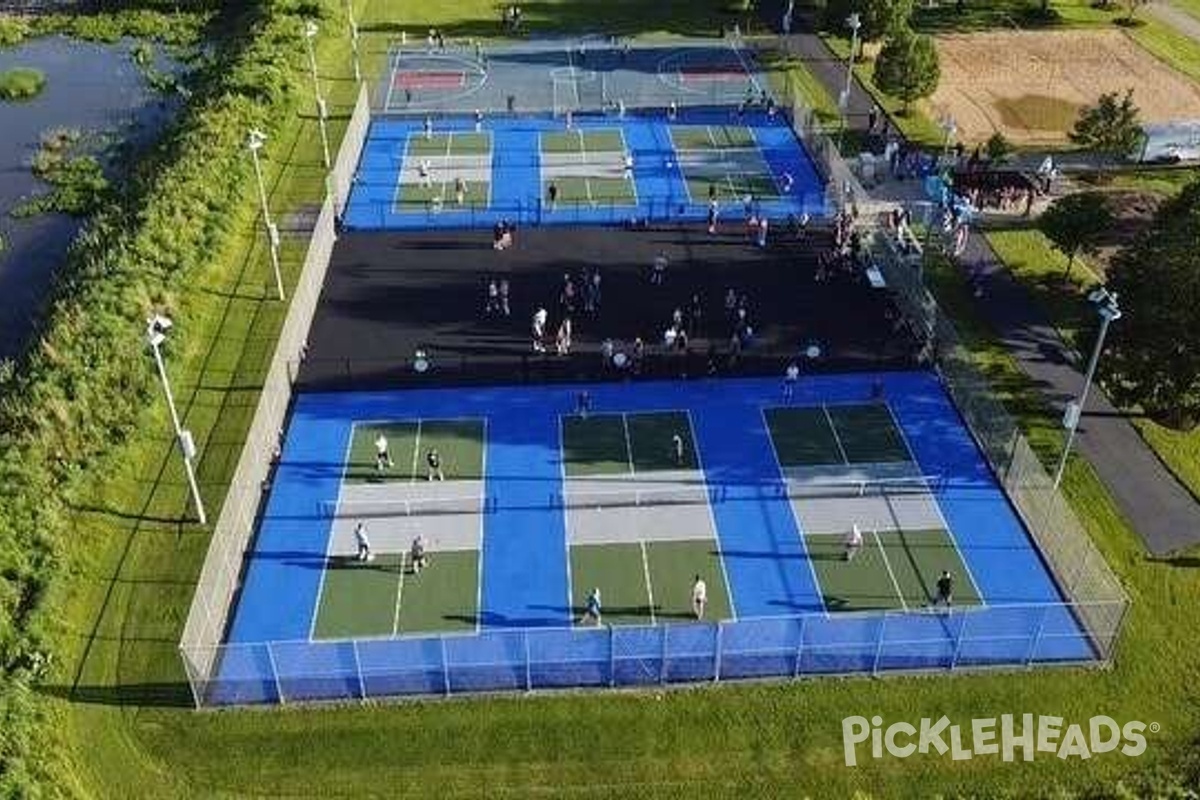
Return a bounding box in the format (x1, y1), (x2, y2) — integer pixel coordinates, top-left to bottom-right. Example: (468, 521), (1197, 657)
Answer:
(757, 406), (828, 617)
(383, 48), (398, 113)
(308, 421), (360, 641)
(616, 127), (638, 206)
(727, 39), (764, 97)
(392, 551), (407, 635)
(474, 416), (488, 633)
(879, 402), (986, 606)
(410, 419), (423, 482)
(621, 412), (636, 475)
(684, 409), (737, 620)
(822, 405), (851, 465)
(558, 415), (576, 620)
(640, 540), (657, 625)
(390, 134), (414, 214)
(874, 528), (908, 612)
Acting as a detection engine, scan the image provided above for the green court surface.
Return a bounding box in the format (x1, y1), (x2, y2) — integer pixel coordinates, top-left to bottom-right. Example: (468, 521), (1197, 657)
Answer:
(407, 131), (491, 157)
(346, 419), (485, 484)
(396, 550), (479, 633)
(562, 411), (696, 476)
(547, 175), (636, 205)
(764, 404), (910, 467)
(399, 179), (490, 209)
(805, 529), (981, 612)
(313, 549), (479, 639)
(626, 411), (697, 472)
(763, 407), (843, 467)
(683, 170), (779, 204)
(670, 124), (757, 150)
(313, 554), (405, 639)
(825, 404), (910, 463)
(562, 414), (630, 477)
(541, 128), (626, 154)
(570, 539), (732, 626)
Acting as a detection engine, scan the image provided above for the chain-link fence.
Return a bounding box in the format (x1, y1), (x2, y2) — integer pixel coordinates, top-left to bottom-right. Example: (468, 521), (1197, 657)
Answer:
(178, 83), (372, 707)
(871, 227), (1129, 661)
(181, 601), (1120, 706)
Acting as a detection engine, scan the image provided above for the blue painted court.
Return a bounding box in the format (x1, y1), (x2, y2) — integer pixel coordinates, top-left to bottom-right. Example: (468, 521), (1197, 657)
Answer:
(343, 108), (827, 230)
(208, 372), (1100, 704)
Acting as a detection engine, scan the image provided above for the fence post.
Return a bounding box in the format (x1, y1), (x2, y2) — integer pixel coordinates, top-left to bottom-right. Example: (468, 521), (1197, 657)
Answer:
(659, 625), (669, 684)
(950, 608), (968, 670)
(608, 625), (616, 687)
(440, 637), (451, 695)
(713, 622), (723, 682)
(793, 616), (807, 678)
(1024, 605), (1050, 667)
(524, 630), (532, 692)
(872, 613), (888, 676)
(351, 639), (366, 700)
(265, 642), (286, 705)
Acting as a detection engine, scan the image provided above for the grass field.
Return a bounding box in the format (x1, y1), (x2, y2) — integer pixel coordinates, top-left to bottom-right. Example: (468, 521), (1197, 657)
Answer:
(42, 0), (1200, 797)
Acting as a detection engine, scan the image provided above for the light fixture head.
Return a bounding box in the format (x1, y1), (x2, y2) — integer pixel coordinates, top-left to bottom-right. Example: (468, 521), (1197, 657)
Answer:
(248, 129), (267, 150)
(146, 314), (173, 347)
(304, 20), (319, 38)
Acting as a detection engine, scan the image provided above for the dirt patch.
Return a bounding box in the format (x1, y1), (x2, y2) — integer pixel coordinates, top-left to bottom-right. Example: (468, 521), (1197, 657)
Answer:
(930, 29), (1200, 145)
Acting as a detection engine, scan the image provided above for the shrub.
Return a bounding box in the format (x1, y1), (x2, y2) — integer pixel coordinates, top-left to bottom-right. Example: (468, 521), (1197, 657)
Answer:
(0, 67), (46, 101)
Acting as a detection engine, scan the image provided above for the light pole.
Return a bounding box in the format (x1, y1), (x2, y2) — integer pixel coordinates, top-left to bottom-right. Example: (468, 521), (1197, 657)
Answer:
(1053, 287), (1122, 488)
(940, 114), (957, 163)
(247, 129), (286, 301)
(346, 0), (361, 84)
(841, 13), (862, 119)
(147, 315), (207, 526)
(304, 20), (332, 170)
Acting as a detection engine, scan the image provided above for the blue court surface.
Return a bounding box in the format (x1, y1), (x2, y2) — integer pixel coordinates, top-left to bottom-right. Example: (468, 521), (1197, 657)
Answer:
(343, 107), (827, 230)
(212, 372), (1098, 704)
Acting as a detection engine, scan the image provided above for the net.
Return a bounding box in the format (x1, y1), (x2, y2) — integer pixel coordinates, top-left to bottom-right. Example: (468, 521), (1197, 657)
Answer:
(781, 475), (944, 499)
(554, 484), (715, 510)
(321, 494), (490, 519)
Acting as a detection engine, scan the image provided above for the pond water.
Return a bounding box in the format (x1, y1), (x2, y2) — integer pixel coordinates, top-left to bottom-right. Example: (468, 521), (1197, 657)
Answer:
(0, 35), (182, 360)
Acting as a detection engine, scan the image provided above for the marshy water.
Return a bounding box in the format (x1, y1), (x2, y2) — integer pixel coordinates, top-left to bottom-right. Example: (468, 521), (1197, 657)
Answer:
(0, 35), (182, 359)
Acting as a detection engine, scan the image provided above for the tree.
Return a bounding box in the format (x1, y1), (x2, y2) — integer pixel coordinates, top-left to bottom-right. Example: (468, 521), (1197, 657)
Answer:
(823, 0), (914, 54)
(872, 25), (940, 113)
(985, 131), (1013, 164)
(1037, 193), (1112, 282)
(860, 0), (915, 43)
(1104, 179), (1200, 429)
(1069, 89), (1144, 160)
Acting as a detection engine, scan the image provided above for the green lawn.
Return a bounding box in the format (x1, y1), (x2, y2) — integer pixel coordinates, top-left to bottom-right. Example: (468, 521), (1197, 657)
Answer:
(41, 0), (1200, 797)
(1127, 15), (1200, 84)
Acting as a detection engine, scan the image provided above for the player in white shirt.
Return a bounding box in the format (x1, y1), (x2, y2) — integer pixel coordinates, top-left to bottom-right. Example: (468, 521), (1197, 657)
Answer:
(691, 574), (708, 619)
(354, 522), (373, 562)
(374, 433), (394, 471)
(844, 524), (863, 561)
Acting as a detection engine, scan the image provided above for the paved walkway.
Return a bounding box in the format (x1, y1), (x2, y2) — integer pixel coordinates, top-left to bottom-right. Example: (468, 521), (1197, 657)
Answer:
(770, 15), (1200, 553)
(1147, 1), (1200, 43)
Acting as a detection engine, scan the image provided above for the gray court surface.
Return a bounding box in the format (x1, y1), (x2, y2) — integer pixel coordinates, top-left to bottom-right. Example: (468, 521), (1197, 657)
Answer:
(564, 471), (717, 545)
(781, 462), (945, 535)
(328, 480), (485, 555)
(377, 36), (770, 116)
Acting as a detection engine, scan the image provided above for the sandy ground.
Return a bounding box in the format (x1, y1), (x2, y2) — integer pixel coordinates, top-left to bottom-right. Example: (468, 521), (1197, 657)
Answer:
(929, 29), (1200, 145)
